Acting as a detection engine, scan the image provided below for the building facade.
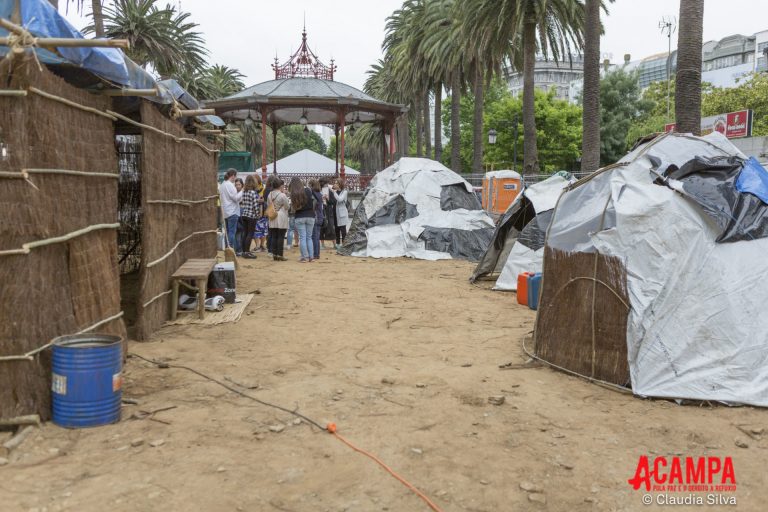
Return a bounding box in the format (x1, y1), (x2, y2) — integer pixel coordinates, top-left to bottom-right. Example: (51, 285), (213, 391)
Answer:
(504, 54), (584, 102)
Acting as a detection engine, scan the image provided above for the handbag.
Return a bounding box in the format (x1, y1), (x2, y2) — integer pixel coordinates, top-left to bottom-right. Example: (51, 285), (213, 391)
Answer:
(266, 192), (278, 220)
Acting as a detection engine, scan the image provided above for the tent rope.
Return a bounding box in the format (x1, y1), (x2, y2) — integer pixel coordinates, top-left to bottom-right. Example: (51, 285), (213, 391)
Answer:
(145, 230), (217, 268)
(142, 289), (173, 308)
(146, 194), (218, 207)
(0, 223), (119, 256)
(29, 86), (117, 121)
(106, 110), (217, 155)
(0, 311), (124, 362)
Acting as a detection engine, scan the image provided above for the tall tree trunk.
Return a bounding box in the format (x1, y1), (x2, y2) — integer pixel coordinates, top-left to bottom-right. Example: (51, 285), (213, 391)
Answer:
(450, 72), (462, 172)
(522, 19), (539, 175)
(423, 90), (432, 159)
(415, 96), (423, 157)
(472, 66), (484, 173)
(581, 0), (601, 171)
(675, 0), (704, 135)
(92, 0), (105, 38)
(434, 84), (443, 162)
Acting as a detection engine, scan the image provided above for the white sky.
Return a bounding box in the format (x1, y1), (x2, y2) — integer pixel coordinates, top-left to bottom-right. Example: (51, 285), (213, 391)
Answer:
(59, 0), (768, 90)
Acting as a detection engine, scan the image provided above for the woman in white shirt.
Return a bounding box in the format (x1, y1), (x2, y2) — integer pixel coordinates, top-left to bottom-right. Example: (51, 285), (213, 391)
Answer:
(332, 179), (349, 249)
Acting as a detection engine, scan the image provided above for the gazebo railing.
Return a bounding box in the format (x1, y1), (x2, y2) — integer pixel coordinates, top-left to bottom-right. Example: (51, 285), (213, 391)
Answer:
(275, 173), (372, 193)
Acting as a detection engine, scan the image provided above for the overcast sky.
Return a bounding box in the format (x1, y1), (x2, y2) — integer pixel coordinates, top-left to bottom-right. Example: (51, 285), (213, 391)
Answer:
(60, 0), (768, 90)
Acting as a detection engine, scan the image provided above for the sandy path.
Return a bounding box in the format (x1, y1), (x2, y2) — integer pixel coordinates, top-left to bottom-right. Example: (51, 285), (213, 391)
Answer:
(1, 251), (765, 512)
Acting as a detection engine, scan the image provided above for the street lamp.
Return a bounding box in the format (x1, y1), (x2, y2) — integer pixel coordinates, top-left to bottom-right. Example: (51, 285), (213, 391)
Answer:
(487, 113), (519, 172)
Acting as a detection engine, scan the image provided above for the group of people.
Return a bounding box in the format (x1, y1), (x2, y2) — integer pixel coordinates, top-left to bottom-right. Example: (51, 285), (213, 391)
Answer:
(219, 169), (350, 262)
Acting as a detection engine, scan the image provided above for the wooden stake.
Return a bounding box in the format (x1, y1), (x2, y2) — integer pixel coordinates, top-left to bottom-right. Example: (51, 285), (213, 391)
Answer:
(178, 109), (216, 117)
(101, 88), (158, 97)
(0, 415), (40, 428)
(2, 425), (35, 452)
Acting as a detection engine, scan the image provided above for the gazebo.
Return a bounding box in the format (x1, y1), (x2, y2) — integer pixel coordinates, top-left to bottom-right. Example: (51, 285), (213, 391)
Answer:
(204, 28), (407, 182)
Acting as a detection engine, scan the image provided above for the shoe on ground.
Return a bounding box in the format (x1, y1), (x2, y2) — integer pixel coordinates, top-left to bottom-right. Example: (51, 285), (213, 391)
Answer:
(243, 252), (257, 259)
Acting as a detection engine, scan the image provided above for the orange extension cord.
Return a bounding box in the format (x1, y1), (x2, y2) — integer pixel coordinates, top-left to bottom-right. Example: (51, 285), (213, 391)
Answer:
(326, 423), (445, 512)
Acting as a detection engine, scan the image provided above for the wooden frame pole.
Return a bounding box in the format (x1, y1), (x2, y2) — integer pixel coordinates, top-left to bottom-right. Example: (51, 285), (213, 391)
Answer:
(339, 109), (346, 180)
(261, 106), (268, 182)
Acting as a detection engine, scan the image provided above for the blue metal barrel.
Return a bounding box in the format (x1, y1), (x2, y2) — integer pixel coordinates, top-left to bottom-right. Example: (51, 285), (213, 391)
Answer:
(51, 334), (122, 428)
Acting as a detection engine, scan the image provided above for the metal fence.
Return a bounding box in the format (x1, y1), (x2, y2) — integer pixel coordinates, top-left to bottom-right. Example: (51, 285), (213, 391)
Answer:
(463, 172), (592, 187)
(276, 173), (372, 192)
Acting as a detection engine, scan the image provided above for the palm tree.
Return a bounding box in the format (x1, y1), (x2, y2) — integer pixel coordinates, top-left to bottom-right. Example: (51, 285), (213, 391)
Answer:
(460, 0), (585, 175)
(581, 0), (602, 172)
(675, 0), (704, 135)
(89, 0), (208, 77)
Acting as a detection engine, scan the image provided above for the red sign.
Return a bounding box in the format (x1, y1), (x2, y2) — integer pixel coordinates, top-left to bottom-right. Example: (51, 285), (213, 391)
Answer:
(665, 110), (753, 139)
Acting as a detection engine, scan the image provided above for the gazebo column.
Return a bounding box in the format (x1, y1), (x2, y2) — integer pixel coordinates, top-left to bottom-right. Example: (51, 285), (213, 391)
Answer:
(334, 125), (339, 175)
(261, 106), (268, 181)
(389, 121), (396, 165)
(381, 122), (388, 168)
(272, 123), (278, 175)
(339, 109), (346, 180)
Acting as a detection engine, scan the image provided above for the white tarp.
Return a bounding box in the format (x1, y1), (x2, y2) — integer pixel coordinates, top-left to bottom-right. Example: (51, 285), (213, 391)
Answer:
(545, 132), (768, 406)
(346, 158), (494, 260)
(492, 174), (574, 291)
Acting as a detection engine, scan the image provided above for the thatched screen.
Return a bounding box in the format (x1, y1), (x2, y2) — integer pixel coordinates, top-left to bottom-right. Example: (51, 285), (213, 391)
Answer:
(533, 247), (631, 386)
(133, 101), (217, 340)
(0, 58), (126, 420)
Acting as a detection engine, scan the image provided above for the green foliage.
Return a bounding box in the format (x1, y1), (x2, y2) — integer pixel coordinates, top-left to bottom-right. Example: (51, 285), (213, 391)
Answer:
(278, 126), (327, 159)
(703, 73), (768, 136)
(599, 68), (652, 164)
(626, 79), (676, 147)
(442, 82), (583, 173)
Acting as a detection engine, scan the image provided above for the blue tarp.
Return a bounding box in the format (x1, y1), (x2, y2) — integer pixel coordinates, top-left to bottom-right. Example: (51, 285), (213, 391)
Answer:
(1, 0), (131, 85)
(0, 0), (224, 125)
(736, 157), (768, 204)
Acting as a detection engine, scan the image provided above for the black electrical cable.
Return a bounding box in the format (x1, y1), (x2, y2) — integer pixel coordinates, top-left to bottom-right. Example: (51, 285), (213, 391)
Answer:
(128, 352), (325, 430)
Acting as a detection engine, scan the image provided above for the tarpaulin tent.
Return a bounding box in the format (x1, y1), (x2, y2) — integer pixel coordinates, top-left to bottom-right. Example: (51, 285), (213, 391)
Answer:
(338, 158), (495, 261)
(470, 173), (574, 290)
(534, 132), (768, 406)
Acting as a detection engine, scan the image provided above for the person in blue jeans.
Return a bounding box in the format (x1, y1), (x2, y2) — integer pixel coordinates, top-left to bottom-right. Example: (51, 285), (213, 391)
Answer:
(218, 169), (242, 251)
(288, 178), (316, 262)
(309, 179), (324, 259)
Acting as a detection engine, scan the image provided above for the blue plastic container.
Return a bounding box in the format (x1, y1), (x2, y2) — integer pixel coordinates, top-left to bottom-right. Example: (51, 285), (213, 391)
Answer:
(51, 334), (123, 428)
(527, 273), (543, 311)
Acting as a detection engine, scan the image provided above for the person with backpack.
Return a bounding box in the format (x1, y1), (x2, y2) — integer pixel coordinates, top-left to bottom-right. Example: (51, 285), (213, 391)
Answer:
(289, 178), (316, 262)
(266, 177), (289, 261)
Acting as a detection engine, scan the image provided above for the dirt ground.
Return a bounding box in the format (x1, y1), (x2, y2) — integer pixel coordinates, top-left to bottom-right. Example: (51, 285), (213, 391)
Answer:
(2, 251), (766, 512)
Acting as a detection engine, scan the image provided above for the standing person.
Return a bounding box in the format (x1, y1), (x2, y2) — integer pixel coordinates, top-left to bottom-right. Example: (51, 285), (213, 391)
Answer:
(253, 175), (268, 252)
(332, 179), (349, 249)
(267, 178), (289, 261)
(264, 176), (275, 255)
(239, 176), (259, 259)
(290, 178), (316, 263)
(219, 169), (242, 251)
(234, 178), (245, 255)
(285, 197), (299, 250)
(320, 177), (337, 247)
(309, 179), (324, 259)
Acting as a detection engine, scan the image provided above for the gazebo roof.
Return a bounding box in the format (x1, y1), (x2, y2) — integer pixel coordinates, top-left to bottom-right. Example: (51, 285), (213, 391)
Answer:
(204, 76), (406, 126)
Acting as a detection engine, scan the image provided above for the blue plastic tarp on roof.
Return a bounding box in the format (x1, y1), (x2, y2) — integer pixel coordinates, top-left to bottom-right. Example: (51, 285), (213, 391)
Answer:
(1, 0), (224, 125)
(736, 157), (768, 204)
(1, 0), (131, 84)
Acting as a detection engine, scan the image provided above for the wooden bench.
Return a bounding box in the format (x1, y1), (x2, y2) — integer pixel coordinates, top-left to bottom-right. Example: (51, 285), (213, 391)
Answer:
(170, 258), (217, 320)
